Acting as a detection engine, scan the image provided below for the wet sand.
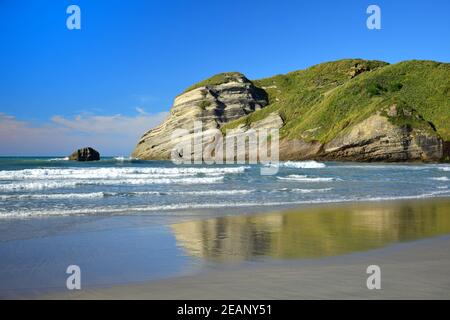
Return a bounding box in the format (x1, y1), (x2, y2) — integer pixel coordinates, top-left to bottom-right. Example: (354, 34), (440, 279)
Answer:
(45, 235), (450, 299)
(41, 198), (450, 300)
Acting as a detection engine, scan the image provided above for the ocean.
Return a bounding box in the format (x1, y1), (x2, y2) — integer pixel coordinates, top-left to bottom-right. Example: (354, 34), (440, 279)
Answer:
(1, 157), (450, 220)
(1, 157), (450, 297)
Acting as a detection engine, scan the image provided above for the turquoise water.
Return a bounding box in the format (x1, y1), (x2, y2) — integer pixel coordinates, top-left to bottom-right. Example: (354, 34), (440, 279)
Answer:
(1, 157), (450, 220)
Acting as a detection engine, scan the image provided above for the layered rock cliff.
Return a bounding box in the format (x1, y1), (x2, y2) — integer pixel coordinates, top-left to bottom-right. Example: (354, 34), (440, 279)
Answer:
(322, 109), (443, 161)
(132, 59), (450, 162)
(132, 72), (268, 160)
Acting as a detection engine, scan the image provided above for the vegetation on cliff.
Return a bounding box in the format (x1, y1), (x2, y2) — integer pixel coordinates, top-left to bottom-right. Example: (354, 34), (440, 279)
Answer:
(134, 59), (450, 161)
(181, 72), (248, 95)
(216, 59), (450, 143)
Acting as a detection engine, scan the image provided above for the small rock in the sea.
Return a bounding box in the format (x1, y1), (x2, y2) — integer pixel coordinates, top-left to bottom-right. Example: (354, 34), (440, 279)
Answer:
(69, 147), (100, 161)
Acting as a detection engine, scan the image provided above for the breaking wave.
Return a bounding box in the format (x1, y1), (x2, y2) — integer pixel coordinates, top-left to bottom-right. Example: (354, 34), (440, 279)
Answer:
(0, 192), (106, 200)
(3, 189), (450, 219)
(0, 166), (248, 180)
(0, 176), (224, 191)
(431, 177), (450, 181)
(1, 188), (336, 200)
(267, 161), (326, 169)
(277, 174), (338, 182)
(290, 188), (332, 193)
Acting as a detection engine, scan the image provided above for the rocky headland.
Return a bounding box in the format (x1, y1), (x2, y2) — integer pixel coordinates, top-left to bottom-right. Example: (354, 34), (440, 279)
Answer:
(132, 59), (450, 162)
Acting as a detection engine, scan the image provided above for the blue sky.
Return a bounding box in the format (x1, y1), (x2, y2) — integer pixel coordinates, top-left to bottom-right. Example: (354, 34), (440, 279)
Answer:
(1, 0), (449, 155)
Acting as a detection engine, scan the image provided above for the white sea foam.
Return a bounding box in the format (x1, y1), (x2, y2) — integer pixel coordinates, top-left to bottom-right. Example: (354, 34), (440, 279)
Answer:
(0, 166), (248, 180)
(48, 157), (69, 161)
(178, 189), (255, 196)
(333, 164), (445, 171)
(281, 161), (326, 168)
(108, 189), (254, 197)
(290, 188), (332, 193)
(431, 177), (450, 181)
(0, 202), (300, 218)
(358, 189), (450, 201)
(2, 188), (329, 201)
(275, 187), (332, 193)
(114, 156), (135, 161)
(0, 192), (105, 200)
(277, 174), (337, 182)
(3, 189), (450, 219)
(114, 191), (163, 196)
(0, 176), (224, 191)
(0, 181), (80, 191)
(267, 161), (326, 169)
(95, 176), (225, 186)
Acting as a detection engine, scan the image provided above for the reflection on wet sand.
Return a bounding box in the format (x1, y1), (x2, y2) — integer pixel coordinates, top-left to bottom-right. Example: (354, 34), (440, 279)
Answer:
(171, 199), (450, 262)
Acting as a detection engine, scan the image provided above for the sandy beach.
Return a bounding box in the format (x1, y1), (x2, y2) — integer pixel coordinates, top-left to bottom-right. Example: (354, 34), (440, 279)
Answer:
(38, 198), (450, 300)
(2, 0), (450, 305)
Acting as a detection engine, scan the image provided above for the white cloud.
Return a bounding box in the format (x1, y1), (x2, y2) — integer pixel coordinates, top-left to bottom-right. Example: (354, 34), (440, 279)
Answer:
(0, 110), (168, 156)
(135, 107), (148, 115)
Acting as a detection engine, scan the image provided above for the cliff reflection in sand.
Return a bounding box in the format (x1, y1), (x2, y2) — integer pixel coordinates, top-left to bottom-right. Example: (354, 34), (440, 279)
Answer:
(171, 200), (450, 262)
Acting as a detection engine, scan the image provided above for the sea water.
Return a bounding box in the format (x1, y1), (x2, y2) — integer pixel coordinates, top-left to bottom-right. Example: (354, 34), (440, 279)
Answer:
(1, 157), (449, 219)
(1, 157), (450, 296)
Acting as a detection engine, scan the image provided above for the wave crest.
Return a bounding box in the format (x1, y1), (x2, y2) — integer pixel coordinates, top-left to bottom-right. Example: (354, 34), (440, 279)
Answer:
(268, 161), (326, 169)
(277, 174), (337, 182)
(0, 166), (248, 180)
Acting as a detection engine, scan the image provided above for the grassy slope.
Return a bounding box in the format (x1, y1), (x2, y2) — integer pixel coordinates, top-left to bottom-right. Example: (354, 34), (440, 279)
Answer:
(180, 72), (246, 95)
(215, 59), (450, 143)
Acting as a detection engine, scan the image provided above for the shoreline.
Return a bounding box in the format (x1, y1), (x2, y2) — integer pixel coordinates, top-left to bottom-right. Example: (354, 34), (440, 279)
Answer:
(32, 197), (450, 300)
(2, 191), (450, 221)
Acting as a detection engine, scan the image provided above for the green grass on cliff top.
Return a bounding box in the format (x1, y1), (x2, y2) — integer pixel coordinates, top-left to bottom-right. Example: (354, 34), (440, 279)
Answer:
(218, 59), (450, 142)
(181, 72), (247, 94)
